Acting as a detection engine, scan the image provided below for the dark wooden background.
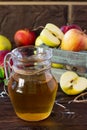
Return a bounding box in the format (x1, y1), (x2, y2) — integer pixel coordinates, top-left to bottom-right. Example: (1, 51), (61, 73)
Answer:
(0, 1), (86, 48)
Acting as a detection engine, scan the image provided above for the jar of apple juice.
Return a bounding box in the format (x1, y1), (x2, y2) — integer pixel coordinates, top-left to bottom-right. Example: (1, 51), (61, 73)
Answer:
(4, 46), (58, 121)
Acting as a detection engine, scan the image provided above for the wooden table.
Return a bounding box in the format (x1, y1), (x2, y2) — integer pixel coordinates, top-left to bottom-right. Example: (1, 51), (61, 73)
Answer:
(0, 84), (87, 130)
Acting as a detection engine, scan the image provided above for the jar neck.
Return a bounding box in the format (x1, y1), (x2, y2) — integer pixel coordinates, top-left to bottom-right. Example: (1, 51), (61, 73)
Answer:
(12, 62), (51, 75)
(11, 46), (52, 75)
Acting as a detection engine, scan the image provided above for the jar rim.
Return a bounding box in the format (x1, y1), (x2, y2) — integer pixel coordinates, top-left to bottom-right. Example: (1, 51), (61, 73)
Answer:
(11, 45), (52, 62)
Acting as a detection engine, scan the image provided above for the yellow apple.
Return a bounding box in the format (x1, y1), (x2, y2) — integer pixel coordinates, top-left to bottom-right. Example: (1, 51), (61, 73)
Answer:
(35, 36), (43, 46)
(61, 29), (87, 51)
(51, 63), (64, 69)
(0, 35), (12, 51)
(60, 71), (87, 95)
(40, 23), (64, 47)
(40, 29), (60, 47)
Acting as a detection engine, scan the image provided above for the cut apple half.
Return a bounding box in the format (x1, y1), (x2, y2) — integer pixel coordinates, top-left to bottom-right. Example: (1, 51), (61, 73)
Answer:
(45, 23), (64, 40)
(60, 71), (87, 95)
(40, 28), (60, 47)
(74, 77), (87, 91)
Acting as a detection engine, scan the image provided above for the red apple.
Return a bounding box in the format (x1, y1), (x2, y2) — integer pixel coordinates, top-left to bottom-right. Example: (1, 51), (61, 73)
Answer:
(61, 24), (82, 34)
(14, 29), (36, 46)
(0, 50), (10, 66)
(61, 29), (87, 52)
(0, 50), (10, 78)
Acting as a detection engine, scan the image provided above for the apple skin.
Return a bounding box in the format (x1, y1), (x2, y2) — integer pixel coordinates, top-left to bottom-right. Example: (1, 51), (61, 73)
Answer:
(35, 36), (43, 46)
(14, 29), (36, 46)
(51, 63), (64, 69)
(61, 29), (87, 52)
(0, 50), (10, 66)
(0, 35), (12, 51)
(61, 24), (82, 34)
(0, 50), (11, 78)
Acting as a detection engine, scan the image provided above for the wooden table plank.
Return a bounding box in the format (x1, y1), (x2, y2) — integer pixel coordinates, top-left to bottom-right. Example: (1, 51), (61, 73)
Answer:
(0, 96), (87, 129)
(0, 84), (87, 130)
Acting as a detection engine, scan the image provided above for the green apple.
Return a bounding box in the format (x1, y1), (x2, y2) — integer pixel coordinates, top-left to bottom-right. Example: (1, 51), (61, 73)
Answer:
(60, 71), (87, 95)
(40, 29), (60, 47)
(35, 36), (43, 46)
(0, 35), (12, 51)
(40, 23), (64, 47)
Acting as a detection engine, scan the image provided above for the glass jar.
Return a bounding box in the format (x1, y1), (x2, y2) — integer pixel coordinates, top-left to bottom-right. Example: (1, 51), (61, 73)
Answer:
(4, 46), (58, 121)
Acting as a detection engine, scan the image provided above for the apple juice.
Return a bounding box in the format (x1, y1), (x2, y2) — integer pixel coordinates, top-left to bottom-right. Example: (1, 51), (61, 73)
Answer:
(8, 71), (58, 121)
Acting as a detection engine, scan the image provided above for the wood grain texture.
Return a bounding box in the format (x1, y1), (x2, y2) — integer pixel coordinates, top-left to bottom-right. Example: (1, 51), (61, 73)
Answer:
(0, 5), (67, 46)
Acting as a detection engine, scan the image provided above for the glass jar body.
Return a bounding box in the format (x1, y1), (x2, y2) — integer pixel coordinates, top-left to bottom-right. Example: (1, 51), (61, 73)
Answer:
(8, 69), (58, 121)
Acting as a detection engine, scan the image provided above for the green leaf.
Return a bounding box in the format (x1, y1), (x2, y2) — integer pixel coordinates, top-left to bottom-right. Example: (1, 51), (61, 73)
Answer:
(4, 79), (8, 86)
(0, 79), (3, 83)
(0, 67), (4, 78)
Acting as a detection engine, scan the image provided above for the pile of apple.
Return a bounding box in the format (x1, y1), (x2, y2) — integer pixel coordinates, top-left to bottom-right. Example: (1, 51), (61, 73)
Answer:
(61, 25), (87, 52)
(13, 24), (87, 96)
(35, 22), (87, 52)
(13, 23), (87, 52)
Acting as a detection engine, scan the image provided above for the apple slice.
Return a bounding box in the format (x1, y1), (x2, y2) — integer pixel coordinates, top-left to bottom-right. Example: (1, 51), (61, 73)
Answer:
(60, 71), (87, 95)
(45, 23), (64, 40)
(40, 28), (60, 47)
(40, 23), (64, 47)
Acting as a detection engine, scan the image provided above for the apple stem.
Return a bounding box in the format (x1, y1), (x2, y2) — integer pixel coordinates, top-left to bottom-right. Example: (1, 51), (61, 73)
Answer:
(32, 26), (44, 31)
